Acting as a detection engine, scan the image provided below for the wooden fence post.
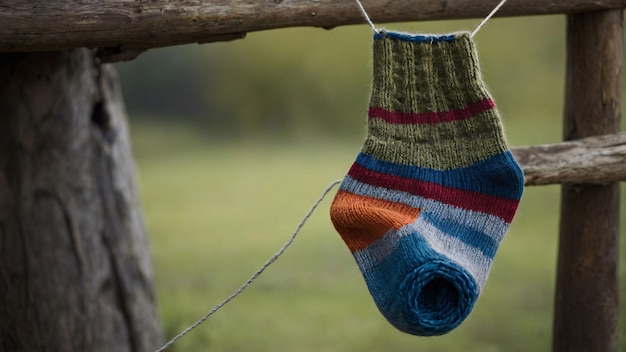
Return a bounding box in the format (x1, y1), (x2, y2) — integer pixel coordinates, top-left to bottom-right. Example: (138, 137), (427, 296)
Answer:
(553, 9), (622, 352)
(0, 51), (163, 351)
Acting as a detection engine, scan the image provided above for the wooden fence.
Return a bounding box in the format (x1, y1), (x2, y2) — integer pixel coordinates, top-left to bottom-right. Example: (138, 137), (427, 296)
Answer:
(1, 1), (624, 351)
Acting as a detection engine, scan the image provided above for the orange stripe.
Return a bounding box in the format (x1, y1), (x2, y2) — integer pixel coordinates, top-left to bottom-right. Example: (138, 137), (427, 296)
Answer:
(330, 191), (421, 252)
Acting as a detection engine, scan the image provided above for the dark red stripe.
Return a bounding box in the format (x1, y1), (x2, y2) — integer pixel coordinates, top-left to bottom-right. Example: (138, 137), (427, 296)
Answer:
(368, 98), (495, 125)
(348, 163), (518, 222)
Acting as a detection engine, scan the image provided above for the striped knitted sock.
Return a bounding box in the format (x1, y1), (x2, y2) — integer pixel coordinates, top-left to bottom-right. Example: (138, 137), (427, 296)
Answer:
(330, 31), (524, 336)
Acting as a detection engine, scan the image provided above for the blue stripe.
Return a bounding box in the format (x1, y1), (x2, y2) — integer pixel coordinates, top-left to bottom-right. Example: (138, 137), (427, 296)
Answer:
(355, 151), (523, 200)
(420, 212), (498, 258)
(374, 31), (456, 43)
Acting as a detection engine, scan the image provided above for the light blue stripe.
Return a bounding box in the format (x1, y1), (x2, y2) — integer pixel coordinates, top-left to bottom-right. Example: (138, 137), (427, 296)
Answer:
(420, 212), (498, 258)
(414, 215), (493, 288)
(339, 176), (509, 244)
(354, 228), (406, 272)
(354, 217), (495, 288)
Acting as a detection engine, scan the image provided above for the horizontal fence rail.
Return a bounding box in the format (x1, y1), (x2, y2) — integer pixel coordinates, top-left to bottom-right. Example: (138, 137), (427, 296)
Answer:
(0, 0), (625, 52)
(513, 131), (626, 186)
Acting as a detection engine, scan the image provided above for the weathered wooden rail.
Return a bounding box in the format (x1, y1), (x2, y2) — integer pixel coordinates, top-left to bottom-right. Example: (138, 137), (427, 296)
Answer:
(513, 132), (626, 186)
(0, 1), (623, 351)
(0, 0), (625, 52)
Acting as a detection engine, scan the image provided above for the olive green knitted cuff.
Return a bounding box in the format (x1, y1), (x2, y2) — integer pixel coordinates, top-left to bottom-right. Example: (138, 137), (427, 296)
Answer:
(364, 31), (508, 169)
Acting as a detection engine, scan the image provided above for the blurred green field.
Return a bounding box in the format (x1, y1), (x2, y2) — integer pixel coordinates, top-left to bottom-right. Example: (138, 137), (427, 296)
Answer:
(121, 14), (626, 352)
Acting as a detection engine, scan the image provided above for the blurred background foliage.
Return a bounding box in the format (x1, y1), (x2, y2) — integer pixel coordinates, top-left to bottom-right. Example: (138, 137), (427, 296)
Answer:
(118, 15), (600, 143)
(116, 14), (625, 352)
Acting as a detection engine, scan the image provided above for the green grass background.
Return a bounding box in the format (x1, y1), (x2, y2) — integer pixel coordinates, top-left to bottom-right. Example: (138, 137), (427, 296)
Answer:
(134, 126), (625, 352)
(120, 14), (626, 352)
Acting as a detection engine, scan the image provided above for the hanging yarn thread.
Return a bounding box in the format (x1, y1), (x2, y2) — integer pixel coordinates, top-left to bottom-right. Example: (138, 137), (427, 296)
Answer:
(354, 0), (379, 33)
(471, 0), (510, 37)
(155, 180), (341, 352)
(354, 0), (509, 37)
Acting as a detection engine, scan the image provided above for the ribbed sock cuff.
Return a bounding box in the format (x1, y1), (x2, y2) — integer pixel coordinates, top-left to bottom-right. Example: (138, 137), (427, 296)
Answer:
(364, 31), (509, 170)
(370, 31), (488, 115)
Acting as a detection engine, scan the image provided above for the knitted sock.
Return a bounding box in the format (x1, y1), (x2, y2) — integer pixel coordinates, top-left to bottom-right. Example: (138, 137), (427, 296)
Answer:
(330, 31), (524, 336)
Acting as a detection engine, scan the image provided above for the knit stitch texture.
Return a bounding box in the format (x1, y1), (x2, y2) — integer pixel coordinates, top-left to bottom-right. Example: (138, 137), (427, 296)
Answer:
(330, 31), (524, 336)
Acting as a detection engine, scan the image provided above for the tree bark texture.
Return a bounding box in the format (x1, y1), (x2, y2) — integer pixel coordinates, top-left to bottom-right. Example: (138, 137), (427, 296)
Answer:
(512, 131), (626, 186)
(0, 0), (625, 53)
(0, 50), (163, 351)
(553, 9), (622, 352)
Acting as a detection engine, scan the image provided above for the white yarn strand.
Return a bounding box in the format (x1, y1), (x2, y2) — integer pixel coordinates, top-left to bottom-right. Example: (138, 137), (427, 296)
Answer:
(155, 180), (342, 352)
(356, 0), (507, 38)
(471, 0), (509, 38)
(354, 0), (378, 33)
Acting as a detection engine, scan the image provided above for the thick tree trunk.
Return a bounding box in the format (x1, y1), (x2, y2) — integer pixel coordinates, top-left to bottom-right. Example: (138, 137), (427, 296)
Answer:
(0, 50), (163, 351)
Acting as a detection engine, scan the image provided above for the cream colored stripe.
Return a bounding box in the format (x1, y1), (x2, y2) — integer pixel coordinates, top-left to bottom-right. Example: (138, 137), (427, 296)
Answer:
(415, 215), (492, 289)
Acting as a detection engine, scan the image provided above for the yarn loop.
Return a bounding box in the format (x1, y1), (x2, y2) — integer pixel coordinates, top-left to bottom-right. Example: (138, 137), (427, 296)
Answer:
(401, 260), (477, 336)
